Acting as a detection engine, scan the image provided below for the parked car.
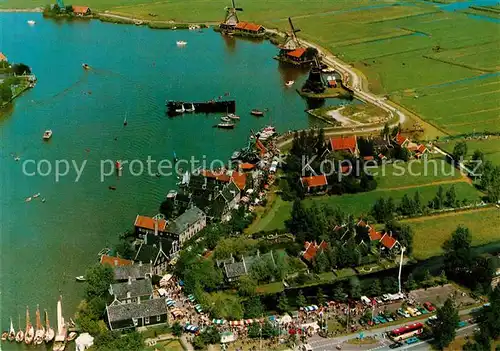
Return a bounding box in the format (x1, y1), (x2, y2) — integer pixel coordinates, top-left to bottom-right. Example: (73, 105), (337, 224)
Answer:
(389, 342), (404, 349)
(417, 307), (428, 314)
(377, 316), (387, 323)
(424, 302), (435, 312)
(458, 321), (468, 328)
(406, 337), (420, 345)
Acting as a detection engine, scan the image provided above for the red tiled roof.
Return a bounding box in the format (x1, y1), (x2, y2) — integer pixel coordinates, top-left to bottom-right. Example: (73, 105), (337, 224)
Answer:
(357, 220), (367, 228)
(239, 163), (255, 171)
(72, 5), (90, 14)
(378, 153), (387, 159)
(363, 156), (374, 161)
(341, 165), (352, 174)
(100, 255), (133, 267)
(301, 174), (328, 188)
(330, 136), (357, 153)
(303, 241), (328, 261)
(417, 144), (427, 153)
(369, 227), (382, 241)
(395, 133), (408, 146)
(134, 215), (167, 232)
(0, 53), (7, 62)
(202, 170), (231, 182)
(380, 233), (398, 249)
(235, 22), (263, 32)
(287, 47), (306, 58)
(255, 139), (267, 156)
(407, 144), (418, 152)
(231, 171), (247, 190)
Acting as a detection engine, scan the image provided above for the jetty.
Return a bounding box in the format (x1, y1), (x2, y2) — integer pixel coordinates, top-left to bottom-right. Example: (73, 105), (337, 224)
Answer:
(166, 100), (236, 117)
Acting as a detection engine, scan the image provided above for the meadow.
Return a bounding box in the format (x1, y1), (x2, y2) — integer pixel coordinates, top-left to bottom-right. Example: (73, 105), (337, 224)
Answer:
(403, 206), (500, 260)
(252, 181), (482, 233)
(436, 137), (500, 165)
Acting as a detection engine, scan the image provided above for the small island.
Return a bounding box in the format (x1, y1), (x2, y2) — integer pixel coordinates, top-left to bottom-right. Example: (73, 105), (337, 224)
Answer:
(0, 53), (35, 109)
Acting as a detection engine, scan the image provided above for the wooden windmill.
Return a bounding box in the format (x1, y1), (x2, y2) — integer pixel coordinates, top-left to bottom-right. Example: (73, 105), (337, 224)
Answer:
(222, 0), (243, 28)
(280, 17), (301, 51)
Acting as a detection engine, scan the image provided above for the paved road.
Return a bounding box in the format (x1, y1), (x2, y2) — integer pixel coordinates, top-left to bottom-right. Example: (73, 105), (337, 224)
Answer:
(308, 307), (476, 351)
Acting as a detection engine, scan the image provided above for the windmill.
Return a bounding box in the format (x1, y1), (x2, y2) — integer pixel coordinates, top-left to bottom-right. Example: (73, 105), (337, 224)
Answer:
(301, 56), (327, 94)
(281, 17), (301, 51)
(222, 0), (243, 27)
(56, 0), (65, 9)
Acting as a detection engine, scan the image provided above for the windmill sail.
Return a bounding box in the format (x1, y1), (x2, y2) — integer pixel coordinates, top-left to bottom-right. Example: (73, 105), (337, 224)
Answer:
(223, 0), (243, 26)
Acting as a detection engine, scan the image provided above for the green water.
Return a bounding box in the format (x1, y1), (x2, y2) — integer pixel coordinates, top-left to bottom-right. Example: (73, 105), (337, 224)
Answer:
(0, 13), (349, 344)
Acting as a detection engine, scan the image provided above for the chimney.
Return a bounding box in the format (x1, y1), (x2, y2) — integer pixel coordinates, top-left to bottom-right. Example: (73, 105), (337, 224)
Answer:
(128, 276), (132, 285)
(154, 217), (159, 236)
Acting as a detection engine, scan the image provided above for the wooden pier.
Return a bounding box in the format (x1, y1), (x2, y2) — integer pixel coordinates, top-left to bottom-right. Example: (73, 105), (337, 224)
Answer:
(166, 100), (236, 117)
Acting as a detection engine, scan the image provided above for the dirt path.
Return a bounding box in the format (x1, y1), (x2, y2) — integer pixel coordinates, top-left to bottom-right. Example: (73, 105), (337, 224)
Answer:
(380, 176), (472, 192)
(401, 206), (496, 223)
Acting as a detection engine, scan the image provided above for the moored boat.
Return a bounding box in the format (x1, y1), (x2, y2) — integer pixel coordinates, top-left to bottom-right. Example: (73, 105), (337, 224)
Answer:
(217, 122), (235, 129)
(53, 296), (67, 351)
(25, 197), (32, 202)
(33, 193), (40, 198)
(27, 20), (36, 25)
(44, 310), (55, 343)
(184, 103), (195, 112)
(75, 276), (86, 282)
(220, 116), (231, 122)
(1, 331), (7, 341)
(285, 80), (294, 87)
(66, 332), (77, 342)
(8, 318), (15, 341)
(15, 315), (24, 343)
(24, 306), (34, 345)
(34, 305), (45, 345)
(176, 40), (187, 46)
(251, 109), (264, 116)
(43, 130), (53, 140)
(82, 63), (90, 70)
(175, 104), (185, 114)
(227, 113), (240, 120)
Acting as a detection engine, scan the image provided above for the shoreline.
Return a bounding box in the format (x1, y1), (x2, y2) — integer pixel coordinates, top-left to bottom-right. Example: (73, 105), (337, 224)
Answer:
(0, 8), (42, 12)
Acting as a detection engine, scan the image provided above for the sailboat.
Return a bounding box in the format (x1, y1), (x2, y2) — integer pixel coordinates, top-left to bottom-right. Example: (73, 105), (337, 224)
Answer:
(8, 318), (16, 341)
(33, 305), (45, 345)
(123, 116), (128, 126)
(173, 151), (178, 163)
(53, 296), (67, 351)
(24, 306), (34, 345)
(44, 310), (55, 343)
(15, 315), (24, 343)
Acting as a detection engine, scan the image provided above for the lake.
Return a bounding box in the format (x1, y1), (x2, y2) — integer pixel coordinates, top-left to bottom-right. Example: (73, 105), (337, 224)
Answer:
(0, 12), (350, 347)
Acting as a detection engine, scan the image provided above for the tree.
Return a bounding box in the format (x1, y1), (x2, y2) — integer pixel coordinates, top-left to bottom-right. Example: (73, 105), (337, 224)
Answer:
(0, 83), (12, 103)
(399, 194), (413, 216)
(370, 280), (382, 297)
(248, 322), (260, 338)
(313, 251), (330, 273)
(244, 296), (264, 318)
(413, 191), (422, 214)
(442, 226), (473, 281)
(445, 185), (457, 207)
(286, 199), (310, 241)
(452, 140), (468, 162)
(431, 298), (459, 349)
(84, 264), (114, 299)
(238, 276), (257, 297)
(317, 288), (326, 307)
(349, 277), (361, 299)
(405, 273), (417, 291)
(333, 285), (346, 302)
(381, 122), (390, 140)
(172, 321), (183, 337)
(278, 292), (290, 313)
(296, 290), (307, 308)
(11, 63), (31, 75)
(382, 277), (398, 294)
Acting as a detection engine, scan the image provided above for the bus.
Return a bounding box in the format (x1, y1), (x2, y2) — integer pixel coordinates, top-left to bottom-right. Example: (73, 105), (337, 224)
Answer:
(389, 322), (424, 341)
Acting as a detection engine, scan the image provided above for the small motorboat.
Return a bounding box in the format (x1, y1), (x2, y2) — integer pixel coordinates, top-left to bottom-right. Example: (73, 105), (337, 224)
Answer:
(285, 80), (294, 87)
(227, 113), (240, 120)
(82, 63), (90, 70)
(231, 151), (241, 160)
(175, 104), (185, 113)
(25, 197), (32, 202)
(14, 156), (20, 161)
(27, 20), (36, 25)
(43, 130), (52, 140)
(184, 103), (195, 112)
(33, 193), (40, 198)
(123, 117), (128, 126)
(251, 109), (264, 116)
(66, 332), (77, 342)
(221, 116), (231, 122)
(134, 20), (143, 25)
(108, 186), (117, 191)
(1, 331), (7, 341)
(217, 122), (235, 129)
(41, 198), (46, 203)
(75, 276), (86, 282)
(176, 40), (187, 46)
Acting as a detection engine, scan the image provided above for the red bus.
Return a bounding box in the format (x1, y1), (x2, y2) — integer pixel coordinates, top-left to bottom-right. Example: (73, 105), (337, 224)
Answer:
(389, 322), (424, 341)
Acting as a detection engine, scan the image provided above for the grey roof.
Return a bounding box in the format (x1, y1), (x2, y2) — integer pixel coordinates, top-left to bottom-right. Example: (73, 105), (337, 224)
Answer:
(107, 298), (167, 323)
(134, 235), (173, 264)
(166, 206), (205, 235)
(216, 257), (235, 268)
(224, 251), (275, 279)
(114, 264), (152, 281)
(220, 181), (240, 203)
(111, 278), (153, 300)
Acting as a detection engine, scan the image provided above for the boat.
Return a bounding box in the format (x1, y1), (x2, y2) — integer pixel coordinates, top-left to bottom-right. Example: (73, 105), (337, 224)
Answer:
(8, 318), (15, 341)
(115, 160), (123, 171)
(175, 104), (185, 114)
(44, 310), (55, 343)
(184, 103), (195, 112)
(14, 156), (20, 161)
(43, 130), (53, 140)
(53, 296), (67, 351)
(34, 305), (45, 345)
(251, 109), (264, 116)
(220, 116), (231, 122)
(33, 193), (40, 198)
(1, 331), (7, 341)
(173, 151), (178, 162)
(108, 186), (117, 191)
(15, 315), (24, 343)
(134, 20), (143, 25)
(27, 20), (36, 25)
(322, 67), (335, 73)
(25, 197), (32, 202)
(217, 122), (235, 129)
(41, 198), (46, 203)
(24, 306), (34, 345)
(82, 63), (90, 70)
(285, 80), (295, 87)
(227, 113), (240, 120)
(123, 116), (127, 126)
(176, 40), (187, 46)
(66, 332), (77, 342)
(75, 276), (86, 282)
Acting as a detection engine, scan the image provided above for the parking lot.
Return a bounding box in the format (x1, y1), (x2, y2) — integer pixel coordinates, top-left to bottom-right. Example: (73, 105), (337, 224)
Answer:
(408, 284), (476, 308)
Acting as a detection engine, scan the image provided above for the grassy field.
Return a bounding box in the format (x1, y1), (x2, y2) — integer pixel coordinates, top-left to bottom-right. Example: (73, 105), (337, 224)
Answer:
(436, 137), (500, 166)
(252, 181), (482, 233)
(144, 339), (184, 351)
(403, 207), (500, 260)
